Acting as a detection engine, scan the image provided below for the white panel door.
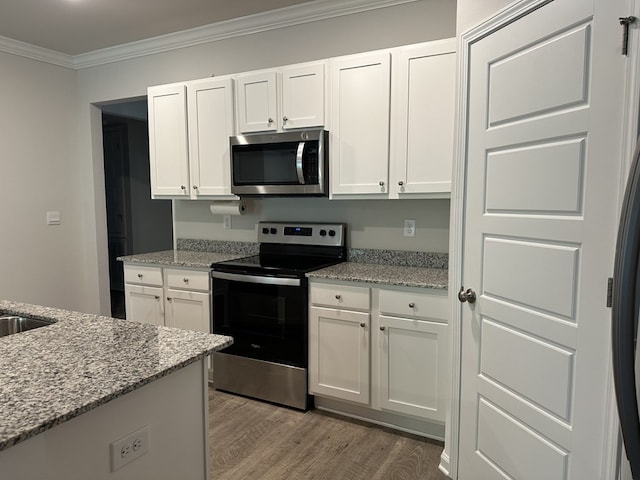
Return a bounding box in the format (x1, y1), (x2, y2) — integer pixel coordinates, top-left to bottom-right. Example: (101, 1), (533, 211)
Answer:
(187, 77), (237, 198)
(458, 1), (626, 479)
(147, 84), (190, 198)
(391, 39), (456, 198)
(308, 306), (370, 404)
(164, 289), (210, 333)
(236, 71), (278, 133)
(281, 63), (325, 130)
(330, 51), (391, 196)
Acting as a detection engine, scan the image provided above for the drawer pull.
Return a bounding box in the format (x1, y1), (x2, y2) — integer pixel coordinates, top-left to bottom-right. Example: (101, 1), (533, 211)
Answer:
(360, 322), (366, 328)
(183, 278), (189, 283)
(380, 326), (386, 331)
(335, 294), (342, 300)
(137, 273), (143, 278)
(167, 297), (172, 302)
(154, 296), (160, 300)
(408, 302), (415, 308)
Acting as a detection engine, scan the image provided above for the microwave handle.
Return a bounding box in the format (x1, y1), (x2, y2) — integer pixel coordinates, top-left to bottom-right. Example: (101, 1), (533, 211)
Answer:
(296, 142), (306, 185)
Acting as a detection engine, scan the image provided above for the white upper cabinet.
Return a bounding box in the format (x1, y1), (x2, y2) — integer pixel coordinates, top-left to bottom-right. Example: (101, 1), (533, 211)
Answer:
(236, 62), (325, 134)
(187, 77), (236, 198)
(147, 76), (237, 200)
(148, 84), (190, 197)
(280, 63), (325, 130)
(390, 39), (456, 199)
(329, 51), (391, 197)
(236, 71), (279, 133)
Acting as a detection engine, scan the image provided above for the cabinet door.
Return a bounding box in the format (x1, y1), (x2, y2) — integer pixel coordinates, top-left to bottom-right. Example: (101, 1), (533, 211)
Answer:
(165, 288), (210, 333)
(281, 63), (325, 130)
(391, 40), (456, 198)
(236, 71), (278, 133)
(376, 315), (447, 421)
(309, 306), (370, 404)
(124, 284), (164, 326)
(329, 52), (391, 196)
(147, 84), (190, 197)
(187, 77), (237, 198)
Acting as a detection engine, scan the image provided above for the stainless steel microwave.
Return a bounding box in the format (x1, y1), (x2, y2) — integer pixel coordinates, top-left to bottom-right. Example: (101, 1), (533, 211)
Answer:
(230, 129), (328, 196)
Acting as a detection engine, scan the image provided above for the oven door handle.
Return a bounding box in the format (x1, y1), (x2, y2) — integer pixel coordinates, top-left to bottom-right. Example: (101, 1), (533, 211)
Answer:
(212, 271), (301, 287)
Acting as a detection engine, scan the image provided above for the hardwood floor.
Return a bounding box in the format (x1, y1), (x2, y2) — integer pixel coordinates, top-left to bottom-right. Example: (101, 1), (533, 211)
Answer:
(208, 388), (448, 480)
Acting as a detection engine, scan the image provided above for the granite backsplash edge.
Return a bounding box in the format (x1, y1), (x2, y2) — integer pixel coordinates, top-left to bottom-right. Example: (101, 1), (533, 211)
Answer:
(177, 239), (448, 269)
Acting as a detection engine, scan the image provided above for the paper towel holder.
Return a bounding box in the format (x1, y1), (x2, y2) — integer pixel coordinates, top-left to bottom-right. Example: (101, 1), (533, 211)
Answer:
(208, 199), (248, 216)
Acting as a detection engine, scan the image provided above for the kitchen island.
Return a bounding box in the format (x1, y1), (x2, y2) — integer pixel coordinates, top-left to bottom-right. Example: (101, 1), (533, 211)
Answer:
(0, 300), (232, 480)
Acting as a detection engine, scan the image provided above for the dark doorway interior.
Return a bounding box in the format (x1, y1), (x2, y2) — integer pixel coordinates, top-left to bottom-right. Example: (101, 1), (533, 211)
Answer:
(102, 103), (173, 318)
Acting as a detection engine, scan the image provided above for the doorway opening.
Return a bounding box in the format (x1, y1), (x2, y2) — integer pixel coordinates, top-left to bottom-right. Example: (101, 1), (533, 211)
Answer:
(101, 100), (173, 318)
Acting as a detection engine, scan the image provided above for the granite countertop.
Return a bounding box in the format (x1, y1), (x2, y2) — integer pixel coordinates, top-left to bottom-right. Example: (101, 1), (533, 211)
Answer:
(118, 250), (247, 268)
(0, 300), (232, 452)
(307, 262), (448, 289)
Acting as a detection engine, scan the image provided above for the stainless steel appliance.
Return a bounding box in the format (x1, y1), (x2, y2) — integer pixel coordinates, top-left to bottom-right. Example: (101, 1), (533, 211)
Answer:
(613, 140), (640, 478)
(230, 129), (328, 196)
(211, 222), (346, 410)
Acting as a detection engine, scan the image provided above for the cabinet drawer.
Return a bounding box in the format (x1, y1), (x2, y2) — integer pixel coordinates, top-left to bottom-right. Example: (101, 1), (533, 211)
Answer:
(124, 265), (163, 286)
(379, 289), (448, 322)
(310, 283), (370, 311)
(165, 268), (210, 291)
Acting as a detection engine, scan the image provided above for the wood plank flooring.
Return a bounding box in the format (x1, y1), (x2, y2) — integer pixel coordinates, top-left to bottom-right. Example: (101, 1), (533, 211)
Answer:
(208, 388), (448, 480)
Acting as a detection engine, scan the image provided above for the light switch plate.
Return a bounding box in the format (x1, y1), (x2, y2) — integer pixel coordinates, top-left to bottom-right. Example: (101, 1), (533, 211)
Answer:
(46, 211), (61, 226)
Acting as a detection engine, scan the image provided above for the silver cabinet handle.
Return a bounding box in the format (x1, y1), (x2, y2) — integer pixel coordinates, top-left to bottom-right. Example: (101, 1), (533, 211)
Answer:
(183, 278), (189, 283)
(167, 297), (172, 301)
(137, 273), (143, 278)
(360, 322), (366, 328)
(283, 116), (288, 122)
(154, 296), (160, 300)
(458, 287), (477, 304)
(380, 326), (386, 331)
(268, 117), (274, 123)
(193, 185), (198, 190)
(398, 181), (404, 186)
(379, 181), (385, 186)
(408, 302), (415, 308)
(181, 185), (186, 191)
(335, 294), (342, 300)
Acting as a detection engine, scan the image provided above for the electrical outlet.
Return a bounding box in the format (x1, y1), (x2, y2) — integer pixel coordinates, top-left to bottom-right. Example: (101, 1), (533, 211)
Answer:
(223, 214), (231, 230)
(404, 219), (416, 237)
(110, 425), (149, 472)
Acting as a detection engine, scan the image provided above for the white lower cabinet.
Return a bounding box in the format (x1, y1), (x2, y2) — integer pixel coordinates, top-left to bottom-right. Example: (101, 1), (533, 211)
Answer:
(309, 280), (449, 424)
(123, 264), (211, 333)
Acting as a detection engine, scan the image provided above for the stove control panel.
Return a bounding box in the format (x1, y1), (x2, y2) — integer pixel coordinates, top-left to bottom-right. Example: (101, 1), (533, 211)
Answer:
(257, 222), (345, 247)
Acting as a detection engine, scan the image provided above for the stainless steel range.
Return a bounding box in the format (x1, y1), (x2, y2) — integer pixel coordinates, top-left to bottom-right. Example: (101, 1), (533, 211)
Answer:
(210, 222), (346, 410)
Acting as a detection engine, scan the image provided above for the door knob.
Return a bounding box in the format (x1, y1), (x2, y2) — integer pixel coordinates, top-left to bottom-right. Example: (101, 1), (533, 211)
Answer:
(458, 287), (477, 304)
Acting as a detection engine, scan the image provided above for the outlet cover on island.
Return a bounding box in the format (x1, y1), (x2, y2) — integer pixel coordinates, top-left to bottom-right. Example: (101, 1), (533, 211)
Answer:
(404, 219), (416, 237)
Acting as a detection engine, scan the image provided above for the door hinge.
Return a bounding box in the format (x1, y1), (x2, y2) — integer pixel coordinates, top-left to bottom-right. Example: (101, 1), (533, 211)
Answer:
(607, 277), (614, 308)
(619, 16), (636, 55)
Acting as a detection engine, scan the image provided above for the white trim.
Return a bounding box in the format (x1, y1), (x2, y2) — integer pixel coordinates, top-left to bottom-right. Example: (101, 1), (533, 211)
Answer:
(446, 1), (558, 479)
(0, 0), (419, 70)
(0, 35), (74, 69)
(608, 1), (640, 478)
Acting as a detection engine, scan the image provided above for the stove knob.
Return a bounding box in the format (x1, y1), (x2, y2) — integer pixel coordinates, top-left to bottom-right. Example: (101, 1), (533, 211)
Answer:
(328, 229), (336, 237)
(319, 229), (327, 237)
(270, 227), (277, 235)
(262, 227), (269, 234)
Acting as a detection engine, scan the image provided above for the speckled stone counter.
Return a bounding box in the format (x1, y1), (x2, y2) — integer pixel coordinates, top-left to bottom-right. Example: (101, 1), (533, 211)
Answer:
(118, 249), (246, 268)
(0, 300), (232, 451)
(307, 262), (448, 289)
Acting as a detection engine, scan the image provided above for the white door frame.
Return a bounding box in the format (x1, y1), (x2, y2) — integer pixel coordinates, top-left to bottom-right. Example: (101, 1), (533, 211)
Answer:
(443, 0), (640, 478)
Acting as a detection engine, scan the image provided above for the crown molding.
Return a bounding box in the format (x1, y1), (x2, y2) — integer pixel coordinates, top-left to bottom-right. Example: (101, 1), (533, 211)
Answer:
(0, 0), (420, 70)
(0, 35), (74, 69)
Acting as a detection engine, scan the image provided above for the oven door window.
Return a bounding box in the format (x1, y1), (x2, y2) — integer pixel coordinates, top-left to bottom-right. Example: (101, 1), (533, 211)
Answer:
(212, 277), (306, 367)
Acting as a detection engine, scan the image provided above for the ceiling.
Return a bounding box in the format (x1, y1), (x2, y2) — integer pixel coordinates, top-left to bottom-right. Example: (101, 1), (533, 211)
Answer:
(0, 0), (317, 55)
